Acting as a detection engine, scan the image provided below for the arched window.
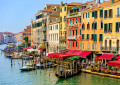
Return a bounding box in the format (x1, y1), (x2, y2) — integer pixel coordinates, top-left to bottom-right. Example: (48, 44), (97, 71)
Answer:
(117, 40), (119, 51)
(109, 40), (112, 50)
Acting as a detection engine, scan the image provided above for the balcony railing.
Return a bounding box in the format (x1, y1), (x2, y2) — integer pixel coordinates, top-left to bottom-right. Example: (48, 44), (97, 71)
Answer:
(101, 47), (119, 52)
(67, 36), (77, 40)
(59, 36), (66, 41)
(69, 23), (78, 27)
(66, 12), (81, 18)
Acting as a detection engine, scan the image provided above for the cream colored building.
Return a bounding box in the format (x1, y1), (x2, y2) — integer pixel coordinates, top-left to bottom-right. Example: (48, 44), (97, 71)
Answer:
(14, 32), (22, 42)
(48, 11), (60, 53)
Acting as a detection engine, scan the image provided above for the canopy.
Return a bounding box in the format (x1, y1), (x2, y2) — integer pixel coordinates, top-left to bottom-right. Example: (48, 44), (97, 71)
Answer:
(66, 50), (76, 54)
(72, 50), (82, 55)
(38, 48), (45, 51)
(27, 48), (40, 53)
(23, 47), (30, 51)
(108, 60), (120, 67)
(115, 56), (120, 59)
(99, 54), (114, 60)
(30, 45), (34, 48)
(66, 56), (81, 60)
(79, 51), (92, 58)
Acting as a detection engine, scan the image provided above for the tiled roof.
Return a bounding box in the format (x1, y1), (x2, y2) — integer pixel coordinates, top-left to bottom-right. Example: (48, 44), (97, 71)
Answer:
(68, 2), (82, 6)
(83, 0), (120, 12)
(26, 25), (31, 28)
(50, 11), (60, 16)
(42, 8), (52, 12)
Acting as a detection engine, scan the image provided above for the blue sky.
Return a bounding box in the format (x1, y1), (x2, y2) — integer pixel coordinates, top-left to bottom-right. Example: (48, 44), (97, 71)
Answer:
(0, 0), (105, 33)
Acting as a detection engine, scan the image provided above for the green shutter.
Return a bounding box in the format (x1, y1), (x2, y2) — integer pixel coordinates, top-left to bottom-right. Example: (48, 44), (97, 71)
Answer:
(86, 13), (87, 18)
(70, 29), (71, 35)
(108, 23), (109, 32)
(92, 12), (94, 17)
(119, 22), (120, 28)
(116, 22), (117, 32)
(102, 34), (103, 41)
(112, 0), (114, 3)
(83, 14), (84, 19)
(100, 10), (101, 17)
(104, 24), (105, 32)
(96, 34), (97, 41)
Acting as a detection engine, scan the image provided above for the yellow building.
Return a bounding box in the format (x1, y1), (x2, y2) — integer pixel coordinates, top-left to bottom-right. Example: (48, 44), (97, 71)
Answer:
(81, 0), (103, 52)
(102, 0), (120, 53)
(59, 2), (82, 50)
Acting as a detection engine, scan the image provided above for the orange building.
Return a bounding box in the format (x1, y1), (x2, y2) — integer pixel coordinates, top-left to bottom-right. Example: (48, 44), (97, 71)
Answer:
(22, 25), (31, 43)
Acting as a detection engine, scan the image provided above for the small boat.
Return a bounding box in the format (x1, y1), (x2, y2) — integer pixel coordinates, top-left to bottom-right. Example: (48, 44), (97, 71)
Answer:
(20, 66), (35, 71)
(36, 62), (52, 68)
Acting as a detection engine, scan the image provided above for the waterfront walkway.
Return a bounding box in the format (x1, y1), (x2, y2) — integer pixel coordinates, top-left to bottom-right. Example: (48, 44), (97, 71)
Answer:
(82, 69), (120, 79)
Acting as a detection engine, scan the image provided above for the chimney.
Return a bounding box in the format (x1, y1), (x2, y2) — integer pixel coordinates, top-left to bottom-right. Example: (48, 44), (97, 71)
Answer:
(61, 1), (63, 6)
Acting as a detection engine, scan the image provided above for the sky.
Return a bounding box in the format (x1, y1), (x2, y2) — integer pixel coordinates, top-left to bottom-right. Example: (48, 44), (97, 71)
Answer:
(0, 0), (105, 33)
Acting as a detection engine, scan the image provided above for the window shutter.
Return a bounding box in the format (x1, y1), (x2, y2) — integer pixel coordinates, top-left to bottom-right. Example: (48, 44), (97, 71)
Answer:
(116, 23), (117, 32)
(108, 23), (109, 32)
(96, 34), (97, 41)
(104, 24), (105, 32)
(102, 34), (103, 41)
(119, 22), (120, 28)
(100, 10), (101, 17)
(109, 10), (110, 18)
(92, 12), (94, 17)
(91, 34), (92, 40)
(104, 10), (105, 18)
(70, 29), (71, 35)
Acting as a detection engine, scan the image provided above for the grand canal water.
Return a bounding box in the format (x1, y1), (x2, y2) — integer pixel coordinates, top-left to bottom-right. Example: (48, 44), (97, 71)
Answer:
(1, 44), (120, 85)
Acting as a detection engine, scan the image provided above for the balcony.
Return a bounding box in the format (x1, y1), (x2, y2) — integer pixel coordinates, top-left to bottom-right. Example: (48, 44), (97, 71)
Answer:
(69, 23), (78, 27)
(101, 47), (119, 52)
(66, 12), (81, 18)
(59, 36), (66, 41)
(67, 36), (77, 40)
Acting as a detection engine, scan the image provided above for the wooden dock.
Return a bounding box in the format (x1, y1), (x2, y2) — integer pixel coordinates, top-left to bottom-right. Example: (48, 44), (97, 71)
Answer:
(81, 69), (120, 79)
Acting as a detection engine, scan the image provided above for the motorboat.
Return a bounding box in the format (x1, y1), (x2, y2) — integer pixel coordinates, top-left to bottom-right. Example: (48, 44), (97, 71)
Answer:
(20, 66), (35, 71)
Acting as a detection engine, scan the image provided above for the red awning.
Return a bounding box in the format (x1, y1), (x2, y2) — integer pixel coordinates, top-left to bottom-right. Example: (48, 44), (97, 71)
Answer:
(23, 47), (30, 50)
(72, 50), (83, 55)
(30, 45), (34, 48)
(115, 56), (120, 59)
(108, 60), (120, 67)
(38, 48), (44, 51)
(79, 51), (92, 58)
(99, 54), (114, 60)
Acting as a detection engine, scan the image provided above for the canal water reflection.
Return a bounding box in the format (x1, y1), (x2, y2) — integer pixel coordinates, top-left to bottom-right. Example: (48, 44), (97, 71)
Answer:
(0, 44), (120, 85)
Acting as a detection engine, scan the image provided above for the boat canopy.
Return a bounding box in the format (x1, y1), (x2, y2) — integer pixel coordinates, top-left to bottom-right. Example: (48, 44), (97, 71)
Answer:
(108, 60), (120, 67)
(99, 54), (114, 60)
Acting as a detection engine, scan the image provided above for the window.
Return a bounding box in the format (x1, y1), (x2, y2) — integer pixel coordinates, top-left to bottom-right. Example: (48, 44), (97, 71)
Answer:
(94, 22), (97, 29)
(94, 34), (97, 41)
(108, 23), (112, 32)
(95, 43), (97, 50)
(109, 9), (113, 18)
(60, 24), (62, 29)
(117, 8), (119, 17)
(60, 8), (62, 12)
(82, 23), (85, 30)
(101, 21), (103, 29)
(76, 18), (77, 23)
(79, 18), (81, 23)
(87, 22), (90, 30)
(73, 41), (74, 47)
(88, 12), (90, 18)
(116, 22), (120, 32)
(70, 29), (71, 35)
(86, 13), (87, 18)
(73, 29), (74, 35)
(100, 10), (103, 18)
(94, 11), (97, 18)
(67, 20), (68, 24)
(56, 25), (58, 29)
(86, 34), (89, 40)
(76, 41), (77, 47)
(104, 24), (108, 33)
(64, 16), (66, 21)
(99, 34), (103, 41)
(87, 43), (89, 49)
(76, 28), (77, 36)
(73, 19), (74, 24)
(82, 43), (84, 49)
(64, 7), (66, 11)
(80, 29), (81, 35)
(70, 19), (71, 24)
(91, 34), (94, 40)
(92, 11), (94, 17)
(51, 26), (52, 30)
(104, 10), (107, 18)
(83, 13), (84, 19)
(60, 17), (62, 22)
(82, 34), (84, 40)
(92, 43), (94, 50)
(92, 22), (94, 30)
